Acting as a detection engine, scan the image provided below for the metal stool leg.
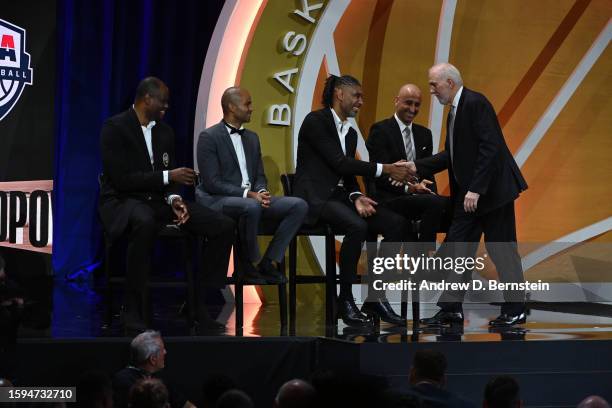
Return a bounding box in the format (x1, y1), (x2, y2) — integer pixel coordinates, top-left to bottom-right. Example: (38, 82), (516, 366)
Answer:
(289, 238), (297, 334)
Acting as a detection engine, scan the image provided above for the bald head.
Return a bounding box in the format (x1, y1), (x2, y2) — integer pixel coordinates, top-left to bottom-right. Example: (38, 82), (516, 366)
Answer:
(394, 84), (422, 125)
(221, 86), (253, 127)
(578, 396), (611, 408)
(274, 379), (316, 408)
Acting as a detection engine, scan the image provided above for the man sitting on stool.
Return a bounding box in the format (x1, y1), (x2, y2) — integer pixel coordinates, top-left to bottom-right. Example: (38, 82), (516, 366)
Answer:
(196, 87), (308, 284)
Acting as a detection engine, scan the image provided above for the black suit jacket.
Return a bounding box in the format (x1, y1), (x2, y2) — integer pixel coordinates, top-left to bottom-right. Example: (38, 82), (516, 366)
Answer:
(99, 108), (179, 239)
(294, 108), (377, 224)
(416, 88), (527, 214)
(367, 116), (437, 201)
(196, 121), (267, 207)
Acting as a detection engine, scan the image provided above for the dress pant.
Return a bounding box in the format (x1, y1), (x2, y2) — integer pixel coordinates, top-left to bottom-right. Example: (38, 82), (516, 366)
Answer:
(318, 188), (409, 298)
(436, 196), (525, 315)
(381, 193), (451, 251)
(206, 196), (308, 263)
(124, 199), (235, 304)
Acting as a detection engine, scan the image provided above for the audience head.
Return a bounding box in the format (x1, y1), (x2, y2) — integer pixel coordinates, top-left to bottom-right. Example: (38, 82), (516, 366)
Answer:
(409, 349), (447, 387)
(75, 371), (113, 408)
(201, 373), (236, 408)
(130, 330), (166, 373)
(428, 62), (462, 106)
(577, 396), (611, 408)
(129, 378), (169, 408)
(483, 375), (521, 408)
(321, 75), (363, 120)
(221, 87), (253, 126)
(215, 389), (254, 408)
(394, 84), (422, 125)
(134, 76), (169, 122)
(273, 378), (316, 408)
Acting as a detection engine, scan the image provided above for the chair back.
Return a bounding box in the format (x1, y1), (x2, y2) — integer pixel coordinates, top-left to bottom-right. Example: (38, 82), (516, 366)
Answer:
(280, 173), (295, 196)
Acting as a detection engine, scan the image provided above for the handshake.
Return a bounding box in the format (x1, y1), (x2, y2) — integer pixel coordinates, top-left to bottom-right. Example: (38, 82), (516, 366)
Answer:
(382, 160), (417, 186)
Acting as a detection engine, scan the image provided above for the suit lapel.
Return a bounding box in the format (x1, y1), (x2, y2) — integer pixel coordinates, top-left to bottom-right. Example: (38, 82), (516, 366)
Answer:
(217, 121), (240, 168)
(322, 109), (345, 154)
(128, 109), (153, 169)
(387, 117), (407, 160)
(242, 131), (254, 180)
(412, 126), (427, 160)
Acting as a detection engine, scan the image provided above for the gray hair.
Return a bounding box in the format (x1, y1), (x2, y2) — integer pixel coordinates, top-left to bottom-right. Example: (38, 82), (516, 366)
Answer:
(434, 63), (463, 87)
(130, 330), (162, 365)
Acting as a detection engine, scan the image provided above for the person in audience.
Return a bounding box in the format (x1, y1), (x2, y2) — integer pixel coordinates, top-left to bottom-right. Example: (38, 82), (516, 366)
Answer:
(215, 389), (254, 408)
(273, 378), (316, 408)
(76, 370), (113, 408)
(483, 375), (522, 408)
(201, 373), (237, 407)
(129, 378), (169, 408)
(113, 330), (194, 408)
(407, 349), (474, 407)
(577, 396), (611, 408)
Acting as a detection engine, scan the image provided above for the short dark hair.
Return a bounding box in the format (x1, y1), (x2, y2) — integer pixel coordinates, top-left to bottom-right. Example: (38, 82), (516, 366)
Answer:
(129, 378), (169, 408)
(412, 349), (447, 383)
(321, 74), (361, 107)
(484, 375), (520, 408)
(135, 76), (165, 101)
(215, 389), (254, 408)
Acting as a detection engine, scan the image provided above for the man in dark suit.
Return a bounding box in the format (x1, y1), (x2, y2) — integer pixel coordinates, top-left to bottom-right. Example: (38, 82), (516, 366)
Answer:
(366, 83), (450, 253)
(294, 74), (413, 327)
(413, 63), (528, 327)
(196, 87), (308, 283)
(99, 77), (234, 331)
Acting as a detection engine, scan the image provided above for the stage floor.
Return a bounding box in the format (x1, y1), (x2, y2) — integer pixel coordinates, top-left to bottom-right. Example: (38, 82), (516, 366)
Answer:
(10, 277), (612, 341)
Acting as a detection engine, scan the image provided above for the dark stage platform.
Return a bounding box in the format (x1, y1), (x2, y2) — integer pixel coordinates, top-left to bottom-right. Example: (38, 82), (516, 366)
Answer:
(2, 278), (612, 407)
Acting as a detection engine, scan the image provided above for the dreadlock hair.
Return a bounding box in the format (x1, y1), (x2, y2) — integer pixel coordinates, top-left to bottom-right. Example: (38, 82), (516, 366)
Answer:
(321, 74), (361, 108)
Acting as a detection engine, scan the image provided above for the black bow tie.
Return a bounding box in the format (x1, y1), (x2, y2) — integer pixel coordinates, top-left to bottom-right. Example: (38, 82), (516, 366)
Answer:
(225, 121), (245, 136)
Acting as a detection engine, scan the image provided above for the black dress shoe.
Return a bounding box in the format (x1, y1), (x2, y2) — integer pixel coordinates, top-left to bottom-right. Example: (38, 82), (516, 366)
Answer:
(420, 309), (464, 326)
(258, 259), (288, 284)
(337, 297), (373, 327)
(361, 299), (406, 326)
(235, 263), (269, 285)
(489, 312), (527, 327)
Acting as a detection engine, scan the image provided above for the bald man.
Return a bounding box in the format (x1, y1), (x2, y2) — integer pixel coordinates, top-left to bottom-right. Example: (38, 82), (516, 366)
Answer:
(367, 84), (451, 253)
(196, 87), (308, 284)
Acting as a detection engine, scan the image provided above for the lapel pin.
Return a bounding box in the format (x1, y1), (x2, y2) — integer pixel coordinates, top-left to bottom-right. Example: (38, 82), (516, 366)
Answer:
(162, 152), (169, 167)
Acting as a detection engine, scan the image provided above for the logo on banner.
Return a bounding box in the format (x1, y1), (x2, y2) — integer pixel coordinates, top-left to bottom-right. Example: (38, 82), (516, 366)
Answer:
(0, 18), (33, 122)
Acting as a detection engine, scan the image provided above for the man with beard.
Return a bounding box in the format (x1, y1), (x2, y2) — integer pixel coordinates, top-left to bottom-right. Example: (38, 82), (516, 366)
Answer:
(99, 77), (235, 331)
(413, 63), (528, 327)
(294, 74), (413, 327)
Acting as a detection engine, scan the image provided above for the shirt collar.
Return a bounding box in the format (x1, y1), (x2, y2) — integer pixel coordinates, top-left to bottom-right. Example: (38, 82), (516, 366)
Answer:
(223, 120), (245, 135)
(132, 105), (156, 129)
(451, 86), (464, 109)
(393, 113), (412, 134)
(330, 108), (348, 130)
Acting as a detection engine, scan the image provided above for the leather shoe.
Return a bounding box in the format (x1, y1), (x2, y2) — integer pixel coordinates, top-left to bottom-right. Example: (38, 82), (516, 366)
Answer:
(235, 262), (268, 285)
(489, 312), (527, 327)
(337, 297), (373, 327)
(361, 299), (406, 326)
(258, 259), (288, 284)
(420, 309), (464, 326)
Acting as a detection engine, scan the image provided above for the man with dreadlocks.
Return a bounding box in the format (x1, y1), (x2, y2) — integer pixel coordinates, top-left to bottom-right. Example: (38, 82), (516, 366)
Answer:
(294, 74), (413, 327)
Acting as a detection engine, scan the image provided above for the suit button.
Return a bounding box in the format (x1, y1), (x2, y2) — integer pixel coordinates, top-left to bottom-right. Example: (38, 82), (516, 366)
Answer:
(147, 196), (152, 200)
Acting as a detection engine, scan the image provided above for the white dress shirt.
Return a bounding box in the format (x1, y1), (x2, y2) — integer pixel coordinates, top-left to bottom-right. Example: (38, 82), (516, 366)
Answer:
(224, 124), (252, 198)
(136, 114), (179, 205)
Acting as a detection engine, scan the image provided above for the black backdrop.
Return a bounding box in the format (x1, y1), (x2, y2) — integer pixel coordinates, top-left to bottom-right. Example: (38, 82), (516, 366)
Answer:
(53, 0), (225, 277)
